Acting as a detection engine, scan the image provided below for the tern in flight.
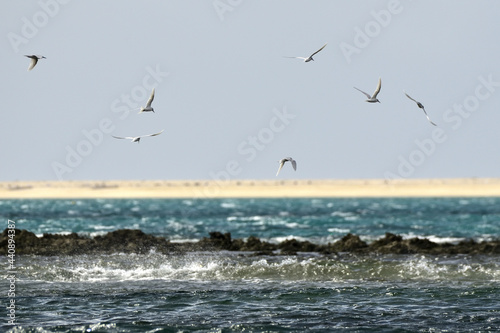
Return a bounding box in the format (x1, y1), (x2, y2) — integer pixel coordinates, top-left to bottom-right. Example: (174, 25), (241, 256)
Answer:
(404, 91), (437, 126)
(284, 43), (327, 62)
(354, 77), (382, 103)
(139, 88), (155, 113)
(25, 55), (46, 71)
(276, 157), (297, 176)
(112, 130), (164, 143)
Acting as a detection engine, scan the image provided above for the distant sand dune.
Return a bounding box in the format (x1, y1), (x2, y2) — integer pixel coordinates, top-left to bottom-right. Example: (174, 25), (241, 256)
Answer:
(1, 178), (500, 199)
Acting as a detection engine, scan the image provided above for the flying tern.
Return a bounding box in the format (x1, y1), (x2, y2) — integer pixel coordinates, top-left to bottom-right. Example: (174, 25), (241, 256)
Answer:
(354, 77), (382, 103)
(139, 88), (155, 113)
(276, 157), (297, 176)
(112, 129), (164, 143)
(25, 55), (46, 71)
(404, 91), (437, 126)
(284, 43), (327, 62)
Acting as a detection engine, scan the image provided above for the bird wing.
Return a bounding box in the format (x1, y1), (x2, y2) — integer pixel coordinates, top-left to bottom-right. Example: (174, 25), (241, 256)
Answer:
(405, 92), (437, 126)
(421, 109), (437, 126)
(27, 58), (38, 71)
(284, 56), (307, 60)
(354, 87), (371, 99)
(145, 88), (155, 108)
(310, 43), (327, 57)
(276, 161), (285, 176)
(141, 129), (164, 138)
(372, 77), (382, 98)
(426, 116), (437, 126)
(291, 159), (297, 171)
(112, 135), (132, 140)
(404, 91), (418, 103)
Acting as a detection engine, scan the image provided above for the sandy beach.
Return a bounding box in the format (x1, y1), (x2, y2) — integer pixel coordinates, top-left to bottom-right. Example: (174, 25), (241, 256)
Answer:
(1, 178), (500, 199)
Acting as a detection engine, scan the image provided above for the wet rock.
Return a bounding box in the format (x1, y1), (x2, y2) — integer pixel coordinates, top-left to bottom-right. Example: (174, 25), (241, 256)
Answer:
(329, 233), (368, 253)
(408, 237), (439, 251)
(278, 239), (318, 255)
(2, 228), (500, 256)
(370, 234), (441, 254)
(455, 239), (500, 255)
(199, 232), (233, 251)
(239, 236), (276, 252)
(2, 229), (39, 255)
(371, 233), (403, 247)
(93, 229), (171, 254)
(368, 233), (403, 253)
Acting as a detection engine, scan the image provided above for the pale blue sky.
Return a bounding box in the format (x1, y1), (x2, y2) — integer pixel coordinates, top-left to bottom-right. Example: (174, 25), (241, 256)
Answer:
(2, 1), (500, 181)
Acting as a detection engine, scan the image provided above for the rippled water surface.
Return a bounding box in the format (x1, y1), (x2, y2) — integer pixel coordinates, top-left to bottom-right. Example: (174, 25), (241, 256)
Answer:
(1, 198), (500, 332)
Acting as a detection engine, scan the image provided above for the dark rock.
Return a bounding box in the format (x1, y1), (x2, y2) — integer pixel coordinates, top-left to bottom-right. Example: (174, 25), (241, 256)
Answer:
(199, 232), (233, 250)
(2, 228), (500, 256)
(371, 233), (403, 247)
(93, 229), (170, 254)
(408, 237), (438, 251)
(330, 233), (368, 252)
(278, 238), (318, 254)
(240, 236), (276, 252)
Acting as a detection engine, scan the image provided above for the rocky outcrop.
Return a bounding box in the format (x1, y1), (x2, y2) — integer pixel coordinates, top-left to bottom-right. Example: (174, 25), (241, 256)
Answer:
(2, 229), (500, 256)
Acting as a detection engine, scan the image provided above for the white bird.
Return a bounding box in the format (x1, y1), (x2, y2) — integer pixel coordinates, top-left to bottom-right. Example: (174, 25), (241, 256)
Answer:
(112, 130), (164, 143)
(276, 157), (297, 176)
(139, 88), (155, 113)
(284, 43), (327, 62)
(25, 55), (46, 71)
(404, 91), (437, 126)
(354, 77), (382, 103)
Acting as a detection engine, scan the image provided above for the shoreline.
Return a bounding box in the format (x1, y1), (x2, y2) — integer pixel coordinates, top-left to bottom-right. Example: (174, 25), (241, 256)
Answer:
(1, 178), (500, 199)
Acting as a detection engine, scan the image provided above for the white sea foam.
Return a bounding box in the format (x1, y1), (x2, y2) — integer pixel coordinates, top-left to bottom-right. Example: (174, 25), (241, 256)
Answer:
(285, 222), (306, 229)
(220, 202), (236, 208)
(398, 256), (448, 280)
(330, 211), (351, 217)
(166, 219), (197, 233)
(395, 256), (500, 282)
(88, 231), (110, 237)
(35, 231), (73, 238)
(20, 251), (500, 285)
(170, 238), (201, 243)
(330, 211), (359, 221)
(401, 233), (465, 244)
(271, 235), (311, 243)
(90, 225), (115, 230)
(39, 253), (229, 282)
(425, 235), (466, 244)
(230, 216), (263, 222)
(327, 228), (351, 234)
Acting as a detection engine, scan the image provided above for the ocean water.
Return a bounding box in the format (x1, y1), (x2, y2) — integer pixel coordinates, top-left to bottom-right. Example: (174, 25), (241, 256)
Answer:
(1, 197), (500, 332)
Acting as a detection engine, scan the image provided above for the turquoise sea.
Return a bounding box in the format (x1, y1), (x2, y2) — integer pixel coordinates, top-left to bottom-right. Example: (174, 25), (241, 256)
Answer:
(1, 197), (500, 332)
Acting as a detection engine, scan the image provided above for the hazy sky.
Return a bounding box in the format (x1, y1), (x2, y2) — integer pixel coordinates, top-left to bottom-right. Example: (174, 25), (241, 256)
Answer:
(2, 1), (500, 181)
